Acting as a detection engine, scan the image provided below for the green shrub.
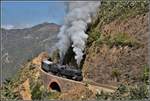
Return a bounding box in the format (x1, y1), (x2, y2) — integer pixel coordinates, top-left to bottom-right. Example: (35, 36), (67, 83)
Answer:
(30, 80), (60, 100)
(95, 32), (139, 48)
(111, 68), (121, 82)
(117, 84), (128, 94)
(110, 32), (139, 47)
(87, 29), (101, 46)
(1, 78), (21, 100)
(129, 84), (149, 99)
(96, 84), (149, 100)
(141, 65), (150, 84)
(30, 81), (44, 99)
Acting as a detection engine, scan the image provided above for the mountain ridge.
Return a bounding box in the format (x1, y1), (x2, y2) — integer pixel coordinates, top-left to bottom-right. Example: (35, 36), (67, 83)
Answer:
(1, 22), (60, 82)
(1, 22), (60, 30)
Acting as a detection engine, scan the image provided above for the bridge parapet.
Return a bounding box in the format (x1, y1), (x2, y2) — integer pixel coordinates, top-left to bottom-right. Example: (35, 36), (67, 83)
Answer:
(40, 66), (85, 93)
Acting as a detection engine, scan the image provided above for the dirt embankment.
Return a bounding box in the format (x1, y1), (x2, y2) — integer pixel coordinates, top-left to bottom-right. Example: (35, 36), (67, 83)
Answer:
(83, 13), (149, 86)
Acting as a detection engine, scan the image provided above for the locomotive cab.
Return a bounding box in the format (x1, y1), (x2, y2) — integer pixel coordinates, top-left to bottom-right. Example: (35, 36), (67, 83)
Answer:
(42, 60), (53, 72)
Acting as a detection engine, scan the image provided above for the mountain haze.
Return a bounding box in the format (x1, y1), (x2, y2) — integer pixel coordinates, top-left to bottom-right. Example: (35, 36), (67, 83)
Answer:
(1, 23), (60, 81)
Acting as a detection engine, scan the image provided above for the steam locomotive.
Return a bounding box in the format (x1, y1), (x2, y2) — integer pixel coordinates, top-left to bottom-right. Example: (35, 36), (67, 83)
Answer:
(41, 60), (83, 81)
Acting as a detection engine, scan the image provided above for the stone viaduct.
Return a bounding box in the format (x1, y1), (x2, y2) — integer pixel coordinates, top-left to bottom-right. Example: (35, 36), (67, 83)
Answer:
(32, 52), (117, 94)
(39, 66), (117, 94)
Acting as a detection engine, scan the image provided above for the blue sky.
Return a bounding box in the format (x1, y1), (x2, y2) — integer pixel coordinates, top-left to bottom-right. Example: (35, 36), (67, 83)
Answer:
(1, 1), (67, 29)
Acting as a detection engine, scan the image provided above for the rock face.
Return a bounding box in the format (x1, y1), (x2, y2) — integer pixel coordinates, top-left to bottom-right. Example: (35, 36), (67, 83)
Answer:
(1, 23), (60, 82)
(83, 13), (149, 85)
(20, 79), (32, 100)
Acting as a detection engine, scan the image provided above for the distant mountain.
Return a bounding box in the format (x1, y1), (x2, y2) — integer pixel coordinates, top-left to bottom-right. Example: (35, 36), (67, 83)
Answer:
(1, 22), (60, 82)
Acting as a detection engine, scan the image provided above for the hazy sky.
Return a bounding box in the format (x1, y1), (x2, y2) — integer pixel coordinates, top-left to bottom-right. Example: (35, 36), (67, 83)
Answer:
(1, 1), (67, 29)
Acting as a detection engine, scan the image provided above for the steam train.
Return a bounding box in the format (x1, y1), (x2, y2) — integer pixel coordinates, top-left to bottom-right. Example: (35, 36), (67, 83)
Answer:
(41, 60), (83, 81)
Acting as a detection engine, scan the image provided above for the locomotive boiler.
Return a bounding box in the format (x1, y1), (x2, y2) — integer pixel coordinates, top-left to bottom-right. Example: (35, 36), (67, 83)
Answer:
(41, 60), (83, 81)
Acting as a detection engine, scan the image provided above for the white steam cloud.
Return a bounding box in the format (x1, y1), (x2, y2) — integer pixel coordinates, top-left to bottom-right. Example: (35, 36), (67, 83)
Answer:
(56, 1), (101, 66)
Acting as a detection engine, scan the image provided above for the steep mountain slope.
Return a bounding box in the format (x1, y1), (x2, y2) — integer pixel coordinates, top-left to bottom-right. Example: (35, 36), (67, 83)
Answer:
(83, 13), (149, 85)
(1, 23), (60, 81)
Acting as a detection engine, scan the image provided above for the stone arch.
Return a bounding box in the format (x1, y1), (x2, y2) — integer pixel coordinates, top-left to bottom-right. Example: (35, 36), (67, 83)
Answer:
(49, 81), (61, 92)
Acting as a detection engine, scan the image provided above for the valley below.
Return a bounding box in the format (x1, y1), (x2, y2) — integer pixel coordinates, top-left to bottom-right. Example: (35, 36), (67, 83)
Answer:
(1, 23), (60, 81)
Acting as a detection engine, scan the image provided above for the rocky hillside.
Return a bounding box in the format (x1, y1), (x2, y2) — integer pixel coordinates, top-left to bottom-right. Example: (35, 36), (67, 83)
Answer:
(1, 23), (60, 81)
(81, 1), (149, 99)
(83, 12), (149, 86)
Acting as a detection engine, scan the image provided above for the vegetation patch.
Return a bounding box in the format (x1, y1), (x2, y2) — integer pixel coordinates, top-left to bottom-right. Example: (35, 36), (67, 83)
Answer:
(96, 83), (149, 100)
(111, 68), (121, 82)
(95, 32), (140, 48)
(87, 0), (149, 47)
(87, 29), (101, 46)
(1, 78), (21, 100)
(30, 80), (60, 100)
(94, 0), (149, 29)
(96, 64), (150, 100)
(141, 65), (150, 84)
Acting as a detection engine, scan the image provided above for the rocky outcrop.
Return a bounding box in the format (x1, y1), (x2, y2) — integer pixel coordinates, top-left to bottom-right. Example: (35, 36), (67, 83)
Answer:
(20, 79), (32, 100)
(32, 52), (49, 65)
